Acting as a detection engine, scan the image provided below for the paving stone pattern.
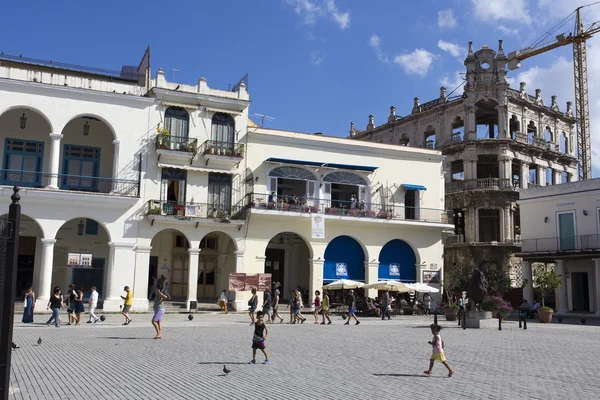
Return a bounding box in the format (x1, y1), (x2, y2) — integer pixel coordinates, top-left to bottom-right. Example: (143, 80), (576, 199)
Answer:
(8, 313), (600, 399)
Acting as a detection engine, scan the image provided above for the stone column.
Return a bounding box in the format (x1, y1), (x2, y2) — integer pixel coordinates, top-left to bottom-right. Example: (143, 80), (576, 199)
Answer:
(465, 102), (476, 141)
(34, 238), (56, 309)
(503, 207), (512, 242)
(538, 166), (546, 186)
(309, 258), (324, 302)
(522, 261), (534, 305)
(132, 246), (151, 311)
(496, 105), (508, 138)
(112, 140), (120, 192)
(187, 248), (201, 311)
(593, 259), (600, 315)
(464, 208), (476, 243)
(234, 250), (245, 272)
(520, 162), (529, 189)
(555, 259), (569, 313)
(364, 261), (379, 298)
(48, 133), (63, 189)
(103, 242), (136, 311)
(498, 155), (512, 180)
(553, 169), (562, 185)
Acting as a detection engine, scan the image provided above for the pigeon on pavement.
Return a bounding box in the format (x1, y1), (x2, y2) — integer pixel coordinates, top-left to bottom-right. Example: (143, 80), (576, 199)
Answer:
(37, 337), (42, 346)
(223, 365), (231, 375)
(11, 342), (19, 349)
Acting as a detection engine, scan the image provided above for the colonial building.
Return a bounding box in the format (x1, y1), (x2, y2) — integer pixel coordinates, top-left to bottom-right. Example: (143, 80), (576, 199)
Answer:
(0, 49), (449, 312)
(349, 41), (578, 284)
(517, 179), (600, 315)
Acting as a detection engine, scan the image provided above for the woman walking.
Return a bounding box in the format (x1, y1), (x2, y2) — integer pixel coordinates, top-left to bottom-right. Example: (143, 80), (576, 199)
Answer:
(294, 289), (306, 324)
(74, 286), (85, 325)
(22, 287), (35, 323)
(248, 288), (258, 325)
(271, 289), (284, 323)
(152, 284), (167, 339)
(65, 284), (77, 325)
(321, 289), (332, 325)
(312, 290), (321, 324)
(46, 287), (63, 327)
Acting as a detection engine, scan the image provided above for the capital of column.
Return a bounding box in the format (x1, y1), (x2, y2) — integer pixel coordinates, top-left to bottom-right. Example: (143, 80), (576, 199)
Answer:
(41, 238), (57, 246)
(497, 155), (512, 162)
(255, 256), (266, 261)
(234, 250), (245, 256)
(188, 248), (201, 255)
(112, 140), (120, 146)
(49, 133), (63, 140)
(108, 242), (135, 250)
(310, 258), (324, 265)
(365, 261), (379, 268)
(134, 245), (152, 254)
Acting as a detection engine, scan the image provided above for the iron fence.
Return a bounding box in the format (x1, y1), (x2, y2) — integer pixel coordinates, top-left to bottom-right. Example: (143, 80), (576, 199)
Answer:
(155, 135), (198, 153)
(520, 234), (600, 253)
(199, 140), (244, 158)
(145, 200), (243, 220)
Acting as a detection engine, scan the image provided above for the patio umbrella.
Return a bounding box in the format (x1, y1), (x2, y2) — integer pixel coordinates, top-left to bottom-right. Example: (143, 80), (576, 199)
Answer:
(323, 279), (364, 290)
(363, 280), (413, 292)
(405, 283), (440, 293)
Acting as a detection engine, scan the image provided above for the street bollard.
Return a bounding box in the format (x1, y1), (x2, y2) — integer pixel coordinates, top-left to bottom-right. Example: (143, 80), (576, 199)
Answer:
(462, 311), (467, 330)
(458, 310), (461, 326)
(519, 315), (522, 328)
(433, 310), (438, 325)
(523, 316), (527, 330)
(498, 315), (502, 331)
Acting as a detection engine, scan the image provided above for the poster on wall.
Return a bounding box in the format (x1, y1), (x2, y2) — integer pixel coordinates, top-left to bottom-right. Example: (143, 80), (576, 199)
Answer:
(229, 273), (246, 291)
(311, 215), (325, 239)
(258, 273), (272, 292)
(245, 273), (259, 290)
(66, 253), (93, 269)
(422, 270), (440, 284)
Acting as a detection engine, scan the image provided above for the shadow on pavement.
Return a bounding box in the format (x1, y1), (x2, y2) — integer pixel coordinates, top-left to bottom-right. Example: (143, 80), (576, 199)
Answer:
(373, 373), (443, 378)
(104, 337), (154, 340)
(197, 362), (249, 365)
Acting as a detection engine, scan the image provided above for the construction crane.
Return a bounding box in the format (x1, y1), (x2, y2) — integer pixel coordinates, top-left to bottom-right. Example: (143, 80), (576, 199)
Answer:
(507, 3), (600, 180)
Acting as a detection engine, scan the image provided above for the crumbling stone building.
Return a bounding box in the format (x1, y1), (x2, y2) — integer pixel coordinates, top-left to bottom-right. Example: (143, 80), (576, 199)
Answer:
(350, 41), (578, 281)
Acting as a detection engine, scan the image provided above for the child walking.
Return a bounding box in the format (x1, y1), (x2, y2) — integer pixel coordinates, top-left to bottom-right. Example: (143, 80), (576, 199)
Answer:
(312, 290), (321, 324)
(424, 324), (454, 377)
(249, 311), (269, 364)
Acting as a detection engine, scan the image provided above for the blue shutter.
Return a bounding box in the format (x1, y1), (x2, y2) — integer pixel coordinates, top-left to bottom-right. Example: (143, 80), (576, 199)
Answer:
(558, 213), (575, 250)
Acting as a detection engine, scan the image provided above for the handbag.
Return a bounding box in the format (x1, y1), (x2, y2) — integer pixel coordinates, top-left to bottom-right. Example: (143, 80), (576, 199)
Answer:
(23, 300), (27, 308)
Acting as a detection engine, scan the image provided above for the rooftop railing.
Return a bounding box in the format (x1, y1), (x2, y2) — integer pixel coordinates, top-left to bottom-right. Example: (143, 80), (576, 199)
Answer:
(0, 169), (139, 197)
(155, 134), (198, 153)
(446, 178), (514, 193)
(245, 193), (451, 224)
(519, 234), (600, 253)
(145, 200), (243, 220)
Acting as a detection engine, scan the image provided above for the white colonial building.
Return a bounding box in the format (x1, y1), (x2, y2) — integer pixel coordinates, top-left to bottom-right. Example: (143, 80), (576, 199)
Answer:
(0, 50), (450, 312)
(517, 179), (600, 315)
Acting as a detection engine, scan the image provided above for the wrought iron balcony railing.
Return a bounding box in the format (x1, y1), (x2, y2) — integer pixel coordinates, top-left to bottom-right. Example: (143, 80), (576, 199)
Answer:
(519, 234), (600, 254)
(199, 140), (244, 158)
(155, 134), (198, 153)
(0, 169), (139, 197)
(244, 193), (451, 224)
(145, 200), (243, 220)
(446, 178), (514, 193)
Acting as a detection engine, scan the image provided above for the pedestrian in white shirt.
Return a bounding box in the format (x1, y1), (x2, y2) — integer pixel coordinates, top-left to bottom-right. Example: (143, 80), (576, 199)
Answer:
(88, 286), (99, 323)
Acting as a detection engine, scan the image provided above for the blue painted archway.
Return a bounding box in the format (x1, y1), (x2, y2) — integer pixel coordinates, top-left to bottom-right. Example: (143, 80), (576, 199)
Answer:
(378, 239), (417, 282)
(324, 235), (365, 281)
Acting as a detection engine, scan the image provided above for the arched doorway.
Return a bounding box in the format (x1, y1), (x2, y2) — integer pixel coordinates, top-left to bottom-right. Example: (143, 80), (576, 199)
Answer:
(324, 235), (365, 282)
(197, 231), (237, 299)
(149, 229), (190, 299)
(265, 232), (312, 300)
(54, 218), (110, 298)
(322, 171), (368, 210)
(0, 107), (52, 188)
(378, 239), (417, 283)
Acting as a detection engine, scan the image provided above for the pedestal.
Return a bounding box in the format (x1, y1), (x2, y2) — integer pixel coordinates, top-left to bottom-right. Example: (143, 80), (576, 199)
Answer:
(465, 311), (495, 329)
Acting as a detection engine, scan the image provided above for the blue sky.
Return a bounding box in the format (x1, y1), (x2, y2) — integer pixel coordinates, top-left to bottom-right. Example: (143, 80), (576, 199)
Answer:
(2, 0), (600, 174)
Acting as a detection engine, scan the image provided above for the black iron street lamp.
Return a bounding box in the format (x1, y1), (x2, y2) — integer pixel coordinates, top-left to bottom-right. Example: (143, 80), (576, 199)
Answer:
(77, 219), (85, 236)
(19, 113), (27, 130)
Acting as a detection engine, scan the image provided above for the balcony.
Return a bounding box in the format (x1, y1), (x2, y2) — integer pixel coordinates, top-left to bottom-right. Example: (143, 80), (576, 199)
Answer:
(245, 193), (452, 225)
(518, 234), (600, 256)
(0, 169), (139, 197)
(155, 134), (198, 164)
(145, 200), (244, 226)
(446, 178), (514, 194)
(199, 140), (244, 169)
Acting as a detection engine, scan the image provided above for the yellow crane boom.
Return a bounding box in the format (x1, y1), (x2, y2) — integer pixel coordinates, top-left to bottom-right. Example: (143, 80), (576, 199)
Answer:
(507, 6), (600, 180)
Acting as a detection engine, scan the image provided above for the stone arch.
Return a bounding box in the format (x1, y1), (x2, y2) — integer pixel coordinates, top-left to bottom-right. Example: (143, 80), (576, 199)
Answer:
(196, 230), (239, 299)
(63, 113), (117, 141)
(323, 235), (367, 282)
(527, 121), (537, 144)
(560, 132), (569, 154)
(150, 228), (191, 299)
(0, 105), (54, 133)
(424, 125), (436, 148)
(268, 166), (317, 181)
(377, 239), (418, 282)
(399, 133), (410, 146)
(264, 231), (314, 297)
(323, 171), (367, 186)
(475, 99), (499, 139)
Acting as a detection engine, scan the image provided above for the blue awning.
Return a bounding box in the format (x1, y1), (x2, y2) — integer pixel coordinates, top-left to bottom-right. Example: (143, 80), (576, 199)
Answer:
(266, 157), (378, 172)
(403, 184), (427, 191)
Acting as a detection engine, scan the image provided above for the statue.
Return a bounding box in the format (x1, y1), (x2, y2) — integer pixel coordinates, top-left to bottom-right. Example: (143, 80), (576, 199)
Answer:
(467, 268), (488, 311)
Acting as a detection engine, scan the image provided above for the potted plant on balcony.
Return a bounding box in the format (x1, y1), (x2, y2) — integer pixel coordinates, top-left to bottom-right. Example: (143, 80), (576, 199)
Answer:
(531, 265), (563, 323)
(156, 127), (170, 149)
(235, 144), (245, 158)
(148, 206), (162, 215)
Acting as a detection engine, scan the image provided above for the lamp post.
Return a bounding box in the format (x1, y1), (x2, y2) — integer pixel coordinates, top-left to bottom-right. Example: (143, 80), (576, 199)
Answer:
(77, 219), (84, 236)
(83, 121), (90, 136)
(19, 113), (27, 130)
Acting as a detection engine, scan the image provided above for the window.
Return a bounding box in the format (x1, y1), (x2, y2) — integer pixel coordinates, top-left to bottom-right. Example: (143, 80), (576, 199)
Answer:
(161, 168), (186, 214)
(61, 145), (100, 191)
(405, 189), (417, 220)
(165, 107), (189, 138)
(477, 156), (499, 179)
(478, 208), (500, 242)
(557, 211), (576, 250)
(1, 138), (44, 187)
(211, 113), (235, 149)
(85, 219), (99, 235)
(208, 173), (232, 216)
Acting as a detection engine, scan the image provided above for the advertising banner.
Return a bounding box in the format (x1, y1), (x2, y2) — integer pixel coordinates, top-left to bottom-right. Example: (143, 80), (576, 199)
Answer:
(311, 214), (325, 239)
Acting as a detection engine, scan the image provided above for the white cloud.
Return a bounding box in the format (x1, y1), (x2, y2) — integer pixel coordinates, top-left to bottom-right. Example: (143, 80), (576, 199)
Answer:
(310, 51), (327, 65)
(440, 70), (465, 91)
(437, 9), (457, 29)
(369, 34), (389, 63)
(286, 0), (350, 30)
(497, 25), (519, 36)
(394, 49), (437, 77)
(472, 0), (531, 24)
(437, 40), (466, 58)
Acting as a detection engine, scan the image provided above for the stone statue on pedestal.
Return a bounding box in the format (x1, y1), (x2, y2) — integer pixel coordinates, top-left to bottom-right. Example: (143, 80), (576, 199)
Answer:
(467, 268), (488, 311)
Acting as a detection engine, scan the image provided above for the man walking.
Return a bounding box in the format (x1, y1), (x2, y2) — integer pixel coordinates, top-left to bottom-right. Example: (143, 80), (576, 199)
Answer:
(381, 290), (391, 320)
(87, 286), (99, 323)
(120, 286), (133, 325)
(344, 289), (360, 326)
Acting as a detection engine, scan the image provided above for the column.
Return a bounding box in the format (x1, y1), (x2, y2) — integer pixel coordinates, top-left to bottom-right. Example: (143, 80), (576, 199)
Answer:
(522, 261), (534, 304)
(553, 169), (562, 185)
(497, 105), (508, 138)
(555, 259), (569, 313)
(464, 208), (476, 243)
(48, 133), (63, 189)
(364, 261), (379, 299)
(34, 238), (56, 309)
(103, 242), (136, 311)
(132, 245), (152, 311)
(112, 140), (120, 191)
(232, 251), (247, 311)
(31, 237), (43, 295)
(538, 166), (546, 186)
(187, 248), (201, 311)
(520, 162), (529, 189)
(309, 258), (324, 303)
(593, 259), (600, 315)
(503, 207), (512, 242)
(498, 155), (512, 180)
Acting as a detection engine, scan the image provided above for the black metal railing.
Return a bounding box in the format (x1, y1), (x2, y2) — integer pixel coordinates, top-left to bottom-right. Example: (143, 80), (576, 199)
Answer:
(145, 200), (243, 220)
(246, 193), (451, 224)
(155, 134), (198, 153)
(520, 234), (600, 253)
(0, 169), (139, 197)
(200, 140), (244, 158)
(446, 178), (514, 193)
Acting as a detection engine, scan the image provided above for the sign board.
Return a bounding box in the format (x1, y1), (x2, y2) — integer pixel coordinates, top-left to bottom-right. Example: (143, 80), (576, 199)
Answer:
(228, 273), (273, 292)
(258, 273), (272, 292)
(422, 270), (440, 284)
(389, 263), (400, 277)
(229, 273), (246, 291)
(335, 262), (348, 278)
(245, 274), (259, 290)
(311, 215), (325, 239)
(66, 253), (93, 269)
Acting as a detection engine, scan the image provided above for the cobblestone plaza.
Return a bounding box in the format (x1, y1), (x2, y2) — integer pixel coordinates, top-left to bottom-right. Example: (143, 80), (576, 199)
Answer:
(8, 314), (600, 399)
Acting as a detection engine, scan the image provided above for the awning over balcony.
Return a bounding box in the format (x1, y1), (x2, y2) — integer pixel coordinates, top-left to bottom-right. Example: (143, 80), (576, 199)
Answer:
(204, 107), (242, 116)
(161, 101), (199, 110)
(402, 183), (427, 191)
(157, 162), (230, 174)
(265, 157), (378, 172)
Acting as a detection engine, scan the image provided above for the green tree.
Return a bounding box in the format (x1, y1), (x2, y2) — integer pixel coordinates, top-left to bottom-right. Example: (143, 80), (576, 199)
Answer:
(441, 264), (470, 305)
(482, 267), (513, 297)
(532, 265), (563, 308)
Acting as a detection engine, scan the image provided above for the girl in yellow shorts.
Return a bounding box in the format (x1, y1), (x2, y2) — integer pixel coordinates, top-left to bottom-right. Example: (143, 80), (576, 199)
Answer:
(424, 324), (454, 377)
